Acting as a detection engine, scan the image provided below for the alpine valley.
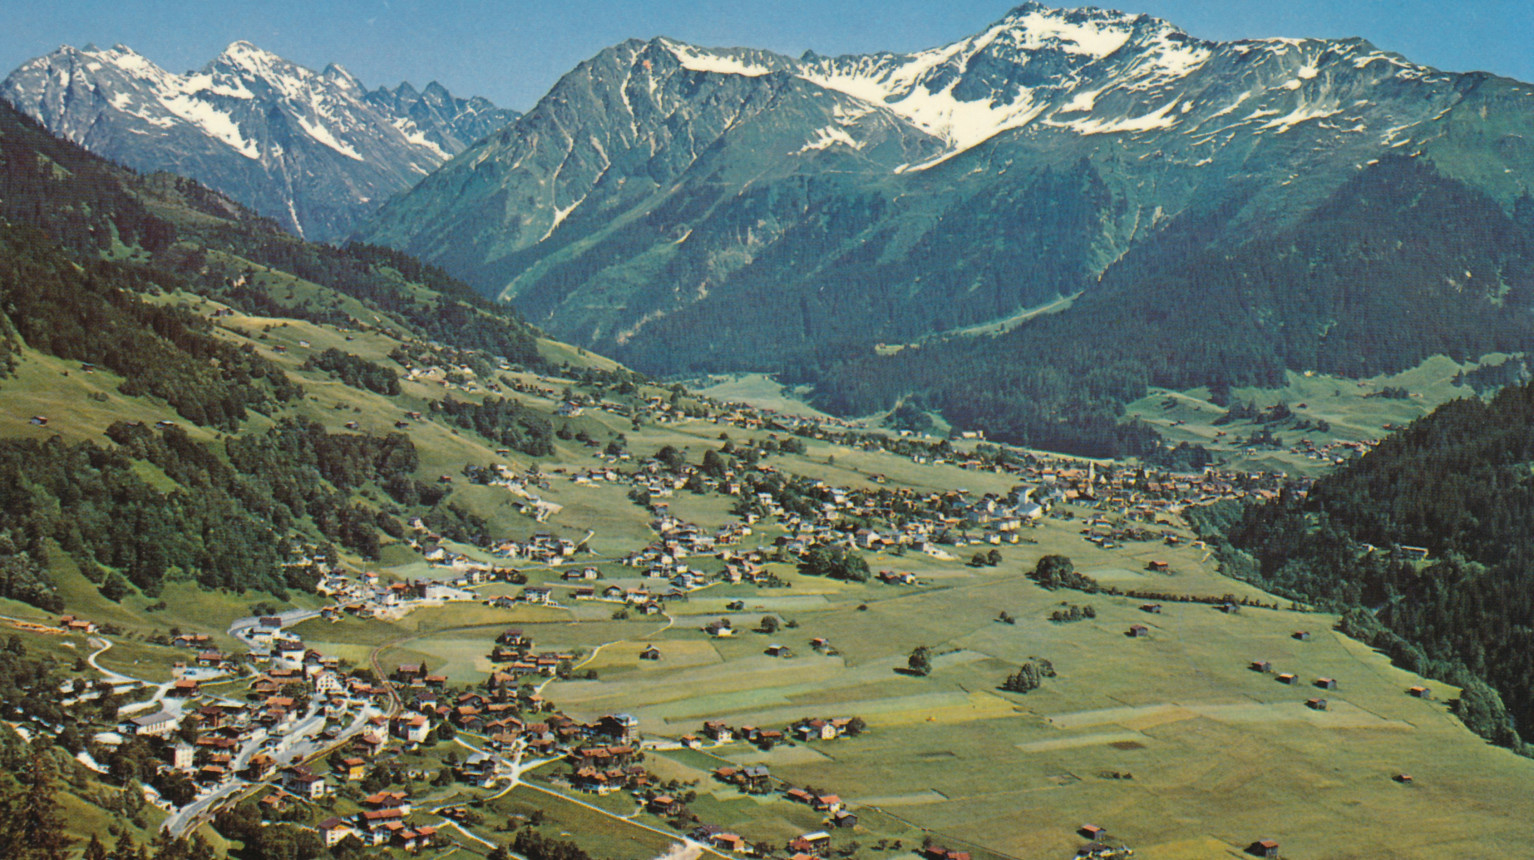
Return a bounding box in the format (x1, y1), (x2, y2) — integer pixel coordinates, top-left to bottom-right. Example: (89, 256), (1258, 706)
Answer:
(6, 5), (1534, 860)
(354, 2), (1534, 454)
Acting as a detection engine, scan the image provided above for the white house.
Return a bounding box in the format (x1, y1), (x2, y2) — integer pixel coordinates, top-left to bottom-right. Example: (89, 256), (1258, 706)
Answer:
(129, 710), (178, 738)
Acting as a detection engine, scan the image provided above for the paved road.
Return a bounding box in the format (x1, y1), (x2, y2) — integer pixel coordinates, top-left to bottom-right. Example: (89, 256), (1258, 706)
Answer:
(84, 637), (191, 720)
(85, 637), (135, 685)
(162, 701), (384, 838)
(162, 779), (244, 835)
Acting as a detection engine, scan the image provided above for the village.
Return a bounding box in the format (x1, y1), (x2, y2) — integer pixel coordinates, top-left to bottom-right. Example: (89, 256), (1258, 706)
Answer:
(7, 340), (1442, 860)
(78, 420), (1320, 851)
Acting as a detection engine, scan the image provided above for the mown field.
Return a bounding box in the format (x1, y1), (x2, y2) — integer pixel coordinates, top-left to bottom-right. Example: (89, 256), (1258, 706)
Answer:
(543, 548), (1534, 860)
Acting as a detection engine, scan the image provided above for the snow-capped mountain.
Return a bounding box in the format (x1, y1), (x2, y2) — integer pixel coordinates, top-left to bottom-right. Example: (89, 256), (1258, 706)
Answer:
(359, 2), (1534, 374)
(655, 2), (1488, 180)
(1, 41), (519, 239)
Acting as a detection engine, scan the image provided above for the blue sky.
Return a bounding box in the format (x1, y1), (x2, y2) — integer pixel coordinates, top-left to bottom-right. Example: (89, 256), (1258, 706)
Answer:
(3, 1), (1529, 110)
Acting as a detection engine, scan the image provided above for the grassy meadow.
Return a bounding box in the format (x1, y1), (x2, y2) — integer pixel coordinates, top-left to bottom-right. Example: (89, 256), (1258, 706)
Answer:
(1125, 355), (1512, 475)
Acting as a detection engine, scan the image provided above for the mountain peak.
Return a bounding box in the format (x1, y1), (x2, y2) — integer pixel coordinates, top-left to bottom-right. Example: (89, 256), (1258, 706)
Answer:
(3, 40), (517, 240)
(323, 63), (364, 92)
(390, 80), (420, 98)
(985, 1), (1179, 58)
(213, 40), (291, 75)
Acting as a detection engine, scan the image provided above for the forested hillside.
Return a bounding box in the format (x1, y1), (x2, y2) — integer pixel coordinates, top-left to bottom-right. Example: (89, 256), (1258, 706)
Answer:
(809, 157), (1534, 456)
(0, 102), (568, 609)
(1193, 379), (1534, 751)
(0, 103), (544, 368)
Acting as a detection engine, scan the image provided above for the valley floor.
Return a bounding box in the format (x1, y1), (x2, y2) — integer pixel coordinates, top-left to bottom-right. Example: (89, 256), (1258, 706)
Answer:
(4, 298), (1530, 860)
(284, 421), (1534, 860)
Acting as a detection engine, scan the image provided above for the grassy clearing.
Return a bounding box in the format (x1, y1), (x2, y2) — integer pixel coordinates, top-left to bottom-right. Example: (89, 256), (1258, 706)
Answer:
(0, 348), (212, 445)
(485, 785), (682, 859)
(27, 549), (319, 654)
(1126, 355), (1500, 475)
(689, 373), (841, 420)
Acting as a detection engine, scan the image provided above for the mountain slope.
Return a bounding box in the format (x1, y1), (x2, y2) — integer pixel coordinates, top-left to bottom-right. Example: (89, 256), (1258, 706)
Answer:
(1, 41), (519, 239)
(0, 98), (551, 382)
(809, 155), (1534, 456)
(1198, 377), (1534, 752)
(359, 36), (947, 349)
(359, 2), (1534, 375)
(0, 98), (636, 610)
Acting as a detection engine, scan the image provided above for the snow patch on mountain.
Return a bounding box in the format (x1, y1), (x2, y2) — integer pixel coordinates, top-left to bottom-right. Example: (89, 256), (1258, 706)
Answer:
(1260, 103), (1344, 133)
(542, 194), (588, 242)
(1004, 6), (1136, 57)
(663, 41), (771, 77)
(795, 124), (862, 154)
(296, 114), (361, 160)
(391, 118), (452, 160)
(1072, 100), (1182, 135)
(162, 94), (260, 158)
(897, 84), (1047, 154)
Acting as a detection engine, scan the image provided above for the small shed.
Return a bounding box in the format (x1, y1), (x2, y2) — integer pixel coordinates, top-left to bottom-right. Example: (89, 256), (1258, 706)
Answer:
(1250, 660), (1273, 673)
(639, 646), (662, 661)
(1276, 673), (1298, 685)
(1079, 824), (1105, 840)
(1306, 697), (1328, 711)
(1292, 630), (1311, 641)
(1315, 677), (1338, 690)
(1407, 685), (1430, 698)
(1127, 625), (1149, 638)
(1248, 839), (1280, 858)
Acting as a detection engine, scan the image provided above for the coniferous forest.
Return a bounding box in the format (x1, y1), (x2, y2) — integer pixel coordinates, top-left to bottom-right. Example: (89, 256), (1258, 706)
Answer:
(805, 157), (1534, 456)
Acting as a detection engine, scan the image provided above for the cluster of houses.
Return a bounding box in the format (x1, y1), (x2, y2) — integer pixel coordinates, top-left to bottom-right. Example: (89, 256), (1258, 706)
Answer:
(123, 682), (369, 798)
(1247, 658), (1354, 712)
(316, 790), (439, 851)
(485, 628), (580, 684)
(569, 435), (1301, 591)
(567, 741), (651, 794)
(308, 567), (481, 620)
(104, 616), (397, 803)
(691, 825), (848, 859)
(1287, 436), (1374, 464)
(702, 403), (1306, 514)
(705, 761), (860, 829)
(461, 464), (566, 524)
